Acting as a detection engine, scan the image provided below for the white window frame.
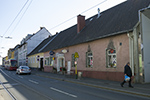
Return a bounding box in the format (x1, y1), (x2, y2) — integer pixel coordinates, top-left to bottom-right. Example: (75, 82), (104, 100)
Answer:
(86, 52), (93, 68)
(106, 49), (117, 68)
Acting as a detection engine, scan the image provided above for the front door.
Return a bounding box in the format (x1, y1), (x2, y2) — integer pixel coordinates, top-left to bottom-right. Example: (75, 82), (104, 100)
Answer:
(40, 58), (44, 71)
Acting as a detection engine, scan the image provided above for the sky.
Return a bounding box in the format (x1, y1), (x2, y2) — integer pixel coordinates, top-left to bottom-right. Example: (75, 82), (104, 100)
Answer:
(0, 0), (126, 64)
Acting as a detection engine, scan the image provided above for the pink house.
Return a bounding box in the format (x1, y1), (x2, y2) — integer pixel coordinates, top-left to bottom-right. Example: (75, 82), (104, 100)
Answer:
(29, 0), (150, 82)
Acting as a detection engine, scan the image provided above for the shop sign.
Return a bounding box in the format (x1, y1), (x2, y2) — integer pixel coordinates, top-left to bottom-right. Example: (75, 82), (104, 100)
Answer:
(62, 49), (67, 53)
(74, 52), (79, 58)
(49, 51), (55, 55)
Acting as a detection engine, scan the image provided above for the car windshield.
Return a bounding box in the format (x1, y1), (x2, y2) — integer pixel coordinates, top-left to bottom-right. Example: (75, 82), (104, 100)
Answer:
(21, 66), (29, 69)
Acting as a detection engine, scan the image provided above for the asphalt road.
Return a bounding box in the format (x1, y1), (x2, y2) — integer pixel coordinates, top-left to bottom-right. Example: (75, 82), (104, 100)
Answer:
(0, 67), (149, 100)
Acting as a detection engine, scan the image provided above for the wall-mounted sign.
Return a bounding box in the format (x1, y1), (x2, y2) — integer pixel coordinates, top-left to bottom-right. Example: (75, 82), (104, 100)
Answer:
(74, 52), (79, 58)
(37, 55), (40, 61)
(26, 57), (28, 63)
(62, 49), (67, 54)
(49, 51), (55, 55)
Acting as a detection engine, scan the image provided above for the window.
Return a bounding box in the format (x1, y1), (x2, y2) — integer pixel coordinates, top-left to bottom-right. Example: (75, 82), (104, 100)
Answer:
(86, 52), (93, 68)
(45, 57), (54, 66)
(45, 57), (50, 65)
(33, 57), (35, 63)
(49, 56), (54, 66)
(106, 49), (117, 68)
(28, 58), (30, 63)
(31, 57), (32, 63)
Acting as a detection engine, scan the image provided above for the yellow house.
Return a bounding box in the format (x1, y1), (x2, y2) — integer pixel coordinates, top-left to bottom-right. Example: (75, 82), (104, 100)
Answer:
(11, 51), (14, 59)
(27, 53), (44, 69)
(27, 36), (55, 70)
(6, 56), (8, 61)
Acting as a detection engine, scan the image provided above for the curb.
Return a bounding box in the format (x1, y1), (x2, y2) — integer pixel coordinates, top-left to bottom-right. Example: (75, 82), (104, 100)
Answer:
(36, 74), (150, 98)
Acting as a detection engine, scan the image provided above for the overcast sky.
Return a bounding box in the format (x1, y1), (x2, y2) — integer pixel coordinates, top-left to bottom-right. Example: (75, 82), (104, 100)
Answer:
(0, 0), (126, 64)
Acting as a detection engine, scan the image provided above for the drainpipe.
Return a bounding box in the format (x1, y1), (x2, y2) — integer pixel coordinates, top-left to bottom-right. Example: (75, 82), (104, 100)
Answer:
(127, 33), (134, 78)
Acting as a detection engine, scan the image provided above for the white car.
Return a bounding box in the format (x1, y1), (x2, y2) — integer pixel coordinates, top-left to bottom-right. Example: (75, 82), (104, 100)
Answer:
(16, 66), (31, 75)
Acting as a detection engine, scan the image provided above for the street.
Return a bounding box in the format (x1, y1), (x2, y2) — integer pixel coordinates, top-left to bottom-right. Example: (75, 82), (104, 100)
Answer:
(0, 67), (149, 100)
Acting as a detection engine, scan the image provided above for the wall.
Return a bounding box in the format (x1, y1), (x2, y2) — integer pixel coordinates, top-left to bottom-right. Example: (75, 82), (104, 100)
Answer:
(28, 53), (44, 68)
(27, 28), (51, 55)
(44, 33), (130, 81)
(141, 12), (150, 83)
(18, 44), (27, 66)
(43, 51), (55, 72)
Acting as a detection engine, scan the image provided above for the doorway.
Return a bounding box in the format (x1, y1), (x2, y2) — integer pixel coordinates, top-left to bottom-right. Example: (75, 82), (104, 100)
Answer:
(40, 58), (44, 71)
(57, 54), (65, 72)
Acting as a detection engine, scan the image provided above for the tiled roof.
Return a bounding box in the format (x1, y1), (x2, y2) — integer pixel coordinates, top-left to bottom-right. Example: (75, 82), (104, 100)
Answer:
(29, 0), (150, 54)
(70, 0), (150, 46)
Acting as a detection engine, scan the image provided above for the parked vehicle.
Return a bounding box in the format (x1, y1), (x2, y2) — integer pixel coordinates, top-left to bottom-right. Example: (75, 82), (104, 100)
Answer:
(5, 59), (18, 70)
(16, 66), (31, 75)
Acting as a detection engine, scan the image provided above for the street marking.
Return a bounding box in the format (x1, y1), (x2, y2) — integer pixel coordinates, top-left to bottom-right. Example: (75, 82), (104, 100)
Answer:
(29, 80), (39, 84)
(11, 83), (20, 86)
(50, 87), (77, 98)
(18, 76), (23, 79)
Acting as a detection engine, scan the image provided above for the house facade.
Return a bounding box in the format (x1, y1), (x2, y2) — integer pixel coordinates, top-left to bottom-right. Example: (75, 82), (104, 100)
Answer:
(43, 33), (129, 81)
(18, 27), (51, 66)
(27, 0), (150, 83)
(28, 53), (44, 69)
(14, 44), (20, 66)
(140, 7), (150, 83)
(27, 35), (55, 69)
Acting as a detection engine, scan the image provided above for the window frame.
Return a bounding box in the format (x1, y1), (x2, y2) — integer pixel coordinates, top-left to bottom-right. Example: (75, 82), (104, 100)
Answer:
(45, 56), (54, 66)
(86, 51), (93, 68)
(106, 49), (117, 68)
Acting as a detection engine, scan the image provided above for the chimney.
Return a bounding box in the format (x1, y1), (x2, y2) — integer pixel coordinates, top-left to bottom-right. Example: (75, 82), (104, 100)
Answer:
(77, 14), (85, 33)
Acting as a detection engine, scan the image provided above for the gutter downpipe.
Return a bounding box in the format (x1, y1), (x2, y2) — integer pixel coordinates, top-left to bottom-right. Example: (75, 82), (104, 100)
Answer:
(127, 32), (134, 80)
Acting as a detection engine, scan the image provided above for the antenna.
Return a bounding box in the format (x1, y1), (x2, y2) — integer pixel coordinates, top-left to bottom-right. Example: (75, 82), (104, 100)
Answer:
(97, 8), (100, 18)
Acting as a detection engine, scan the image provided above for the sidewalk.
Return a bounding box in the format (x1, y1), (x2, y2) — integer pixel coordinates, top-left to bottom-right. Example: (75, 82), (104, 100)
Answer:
(32, 69), (150, 98)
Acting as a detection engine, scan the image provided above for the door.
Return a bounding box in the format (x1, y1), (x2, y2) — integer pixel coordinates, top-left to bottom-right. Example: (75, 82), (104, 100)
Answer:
(40, 58), (44, 70)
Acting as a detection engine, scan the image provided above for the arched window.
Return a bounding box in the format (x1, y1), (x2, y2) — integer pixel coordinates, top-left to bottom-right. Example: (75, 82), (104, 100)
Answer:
(86, 52), (93, 68)
(106, 49), (117, 68)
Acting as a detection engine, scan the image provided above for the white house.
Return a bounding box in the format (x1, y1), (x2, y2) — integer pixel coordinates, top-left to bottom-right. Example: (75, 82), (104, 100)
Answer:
(18, 27), (51, 66)
(140, 7), (150, 83)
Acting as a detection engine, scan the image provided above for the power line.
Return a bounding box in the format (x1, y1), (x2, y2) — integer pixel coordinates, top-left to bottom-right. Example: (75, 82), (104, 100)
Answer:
(0, 0), (31, 57)
(9, 0), (33, 37)
(49, 0), (107, 31)
(2, 0), (29, 37)
(80, 0), (107, 14)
